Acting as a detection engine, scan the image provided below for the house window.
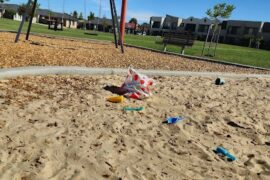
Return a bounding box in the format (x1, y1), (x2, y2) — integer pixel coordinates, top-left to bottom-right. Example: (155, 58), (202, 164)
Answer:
(262, 23), (270, 33)
(198, 25), (209, 33)
(152, 21), (161, 28)
(228, 26), (239, 35)
(244, 27), (259, 35)
(185, 24), (196, 32)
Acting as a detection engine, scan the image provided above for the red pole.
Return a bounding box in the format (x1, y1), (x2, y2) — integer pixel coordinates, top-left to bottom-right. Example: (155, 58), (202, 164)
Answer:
(120, 0), (127, 44)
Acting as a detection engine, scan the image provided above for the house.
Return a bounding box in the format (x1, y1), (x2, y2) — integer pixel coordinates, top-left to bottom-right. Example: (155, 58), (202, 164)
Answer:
(181, 17), (219, 40)
(0, 4), (37, 22)
(36, 9), (77, 29)
(149, 15), (183, 35)
(0, 3), (77, 29)
(83, 17), (113, 32)
(221, 20), (264, 45)
(261, 22), (270, 49)
(149, 16), (165, 35)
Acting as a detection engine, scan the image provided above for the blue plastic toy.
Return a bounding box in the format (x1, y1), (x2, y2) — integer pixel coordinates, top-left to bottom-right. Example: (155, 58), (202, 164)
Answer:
(215, 146), (236, 161)
(123, 107), (144, 112)
(166, 116), (184, 124)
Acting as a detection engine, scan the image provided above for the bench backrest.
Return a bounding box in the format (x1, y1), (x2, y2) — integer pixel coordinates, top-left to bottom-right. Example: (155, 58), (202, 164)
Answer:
(163, 32), (195, 46)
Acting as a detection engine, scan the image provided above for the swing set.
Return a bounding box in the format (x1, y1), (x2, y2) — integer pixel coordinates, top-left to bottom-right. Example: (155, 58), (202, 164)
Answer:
(14, 0), (128, 53)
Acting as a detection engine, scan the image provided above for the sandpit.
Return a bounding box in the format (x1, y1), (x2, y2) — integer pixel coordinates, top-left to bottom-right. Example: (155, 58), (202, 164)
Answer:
(0, 75), (269, 179)
(0, 32), (269, 74)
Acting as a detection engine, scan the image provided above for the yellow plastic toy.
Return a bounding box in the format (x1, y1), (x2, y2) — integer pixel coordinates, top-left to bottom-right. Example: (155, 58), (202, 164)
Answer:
(107, 95), (124, 103)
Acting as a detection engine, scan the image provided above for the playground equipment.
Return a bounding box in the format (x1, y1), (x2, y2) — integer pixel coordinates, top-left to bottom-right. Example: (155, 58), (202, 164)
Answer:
(15, 0), (127, 53)
(201, 23), (222, 57)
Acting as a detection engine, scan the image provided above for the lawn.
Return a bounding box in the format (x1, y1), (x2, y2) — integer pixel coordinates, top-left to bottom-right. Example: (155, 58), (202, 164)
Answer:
(0, 18), (270, 68)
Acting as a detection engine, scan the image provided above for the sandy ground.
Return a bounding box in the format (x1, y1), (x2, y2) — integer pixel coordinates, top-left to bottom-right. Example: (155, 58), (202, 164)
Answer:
(0, 75), (269, 179)
(0, 32), (269, 74)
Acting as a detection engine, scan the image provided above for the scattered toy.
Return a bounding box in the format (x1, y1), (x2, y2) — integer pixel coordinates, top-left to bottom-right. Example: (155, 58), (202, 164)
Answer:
(215, 78), (225, 85)
(215, 146), (236, 161)
(166, 116), (184, 124)
(122, 67), (155, 100)
(123, 107), (144, 112)
(107, 95), (124, 103)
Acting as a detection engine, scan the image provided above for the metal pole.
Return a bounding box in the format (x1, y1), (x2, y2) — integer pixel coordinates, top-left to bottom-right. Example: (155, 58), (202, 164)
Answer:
(26, 0), (38, 40)
(109, 0), (118, 48)
(213, 26), (221, 57)
(112, 0), (124, 53)
(15, 0), (32, 43)
(97, 0), (101, 30)
(201, 24), (212, 56)
(84, 0), (86, 31)
(120, 0), (127, 44)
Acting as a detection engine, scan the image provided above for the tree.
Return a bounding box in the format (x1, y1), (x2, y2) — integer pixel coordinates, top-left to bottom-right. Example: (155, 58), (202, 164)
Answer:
(129, 17), (138, 25)
(0, 0), (10, 18)
(78, 12), (83, 20)
(3, 8), (15, 19)
(17, 1), (40, 17)
(0, 0), (9, 3)
(87, 11), (95, 21)
(72, 11), (78, 19)
(206, 3), (235, 20)
(204, 3), (235, 56)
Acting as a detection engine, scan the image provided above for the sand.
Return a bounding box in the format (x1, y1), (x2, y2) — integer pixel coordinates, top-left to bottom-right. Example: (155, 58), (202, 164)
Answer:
(0, 75), (269, 179)
(0, 32), (269, 74)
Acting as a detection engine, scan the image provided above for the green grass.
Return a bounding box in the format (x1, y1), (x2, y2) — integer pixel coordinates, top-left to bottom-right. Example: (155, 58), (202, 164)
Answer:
(1, 18), (270, 68)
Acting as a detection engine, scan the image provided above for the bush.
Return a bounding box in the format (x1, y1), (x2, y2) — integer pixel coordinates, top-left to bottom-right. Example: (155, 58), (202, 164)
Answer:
(3, 9), (16, 19)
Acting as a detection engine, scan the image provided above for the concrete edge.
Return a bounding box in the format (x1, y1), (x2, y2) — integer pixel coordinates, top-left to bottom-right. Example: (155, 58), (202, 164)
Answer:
(0, 66), (270, 80)
(1, 30), (269, 71)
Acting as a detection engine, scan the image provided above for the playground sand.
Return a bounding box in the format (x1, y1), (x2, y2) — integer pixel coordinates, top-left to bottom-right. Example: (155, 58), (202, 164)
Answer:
(0, 75), (270, 179)
(0, 32), (269, 74)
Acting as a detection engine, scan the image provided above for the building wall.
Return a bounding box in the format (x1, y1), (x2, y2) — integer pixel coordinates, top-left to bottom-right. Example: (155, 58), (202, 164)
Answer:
(13, 13), (37, 23)
(223, 20), (264, 45)
(65, 20), (77, 29)
(149, 16), (165, 35)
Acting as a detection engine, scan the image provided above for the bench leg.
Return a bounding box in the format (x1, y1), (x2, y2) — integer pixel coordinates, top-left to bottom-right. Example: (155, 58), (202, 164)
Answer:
(181, 46), (185, 55)
(163, 44), (167, 52)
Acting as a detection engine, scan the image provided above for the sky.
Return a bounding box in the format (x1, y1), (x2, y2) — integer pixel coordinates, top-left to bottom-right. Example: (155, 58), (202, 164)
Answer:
(7, 0), (270, 23)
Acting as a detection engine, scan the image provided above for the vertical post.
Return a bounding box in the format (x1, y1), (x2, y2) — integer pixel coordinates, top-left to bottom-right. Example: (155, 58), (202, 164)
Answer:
(201, 24), (212, 56)
(26, 0), (38, 40)
(120, 0), (127, 44)
(109, 0), (118, 48)
(15, 0), (32, 43)
(213, 26), (221, 57)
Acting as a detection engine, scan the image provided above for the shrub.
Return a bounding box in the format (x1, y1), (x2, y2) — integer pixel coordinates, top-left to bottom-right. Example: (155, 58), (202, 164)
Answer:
(3, 8), (16, 19)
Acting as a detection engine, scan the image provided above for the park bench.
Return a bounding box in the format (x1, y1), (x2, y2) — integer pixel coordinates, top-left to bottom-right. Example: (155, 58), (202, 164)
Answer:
(162, 32), (196, 55)
(48, 20), (63, 31)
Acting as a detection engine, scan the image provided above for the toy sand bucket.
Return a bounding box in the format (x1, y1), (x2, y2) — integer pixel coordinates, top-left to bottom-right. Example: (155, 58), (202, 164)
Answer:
(107, 95), (124, 103)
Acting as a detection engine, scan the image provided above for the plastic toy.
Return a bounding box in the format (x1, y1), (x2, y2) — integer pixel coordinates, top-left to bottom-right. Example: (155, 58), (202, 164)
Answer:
(166, 116), (184, 124)
(215, 146), (236, 161)
(107, 95), (124, 103)
(123, 107), (144, 111)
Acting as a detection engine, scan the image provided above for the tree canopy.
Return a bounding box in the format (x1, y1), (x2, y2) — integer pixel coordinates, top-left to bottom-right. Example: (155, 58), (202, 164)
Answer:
(88, 11), (95, 21)
(78, 12), (83, 20)
(72, 11), (78, 19)
(0, 0), (9, 3)
(206, 3), (235, 20)
(17, 1), (40, 16)
(129, 17), (138, 25)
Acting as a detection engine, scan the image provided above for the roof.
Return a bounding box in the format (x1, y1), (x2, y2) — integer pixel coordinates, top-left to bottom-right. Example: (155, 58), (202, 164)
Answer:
(0, 3), (76, 20)
(87, 17), (113, 26)
(37, 9), (76, 20)
(0, 3), (19, 11)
